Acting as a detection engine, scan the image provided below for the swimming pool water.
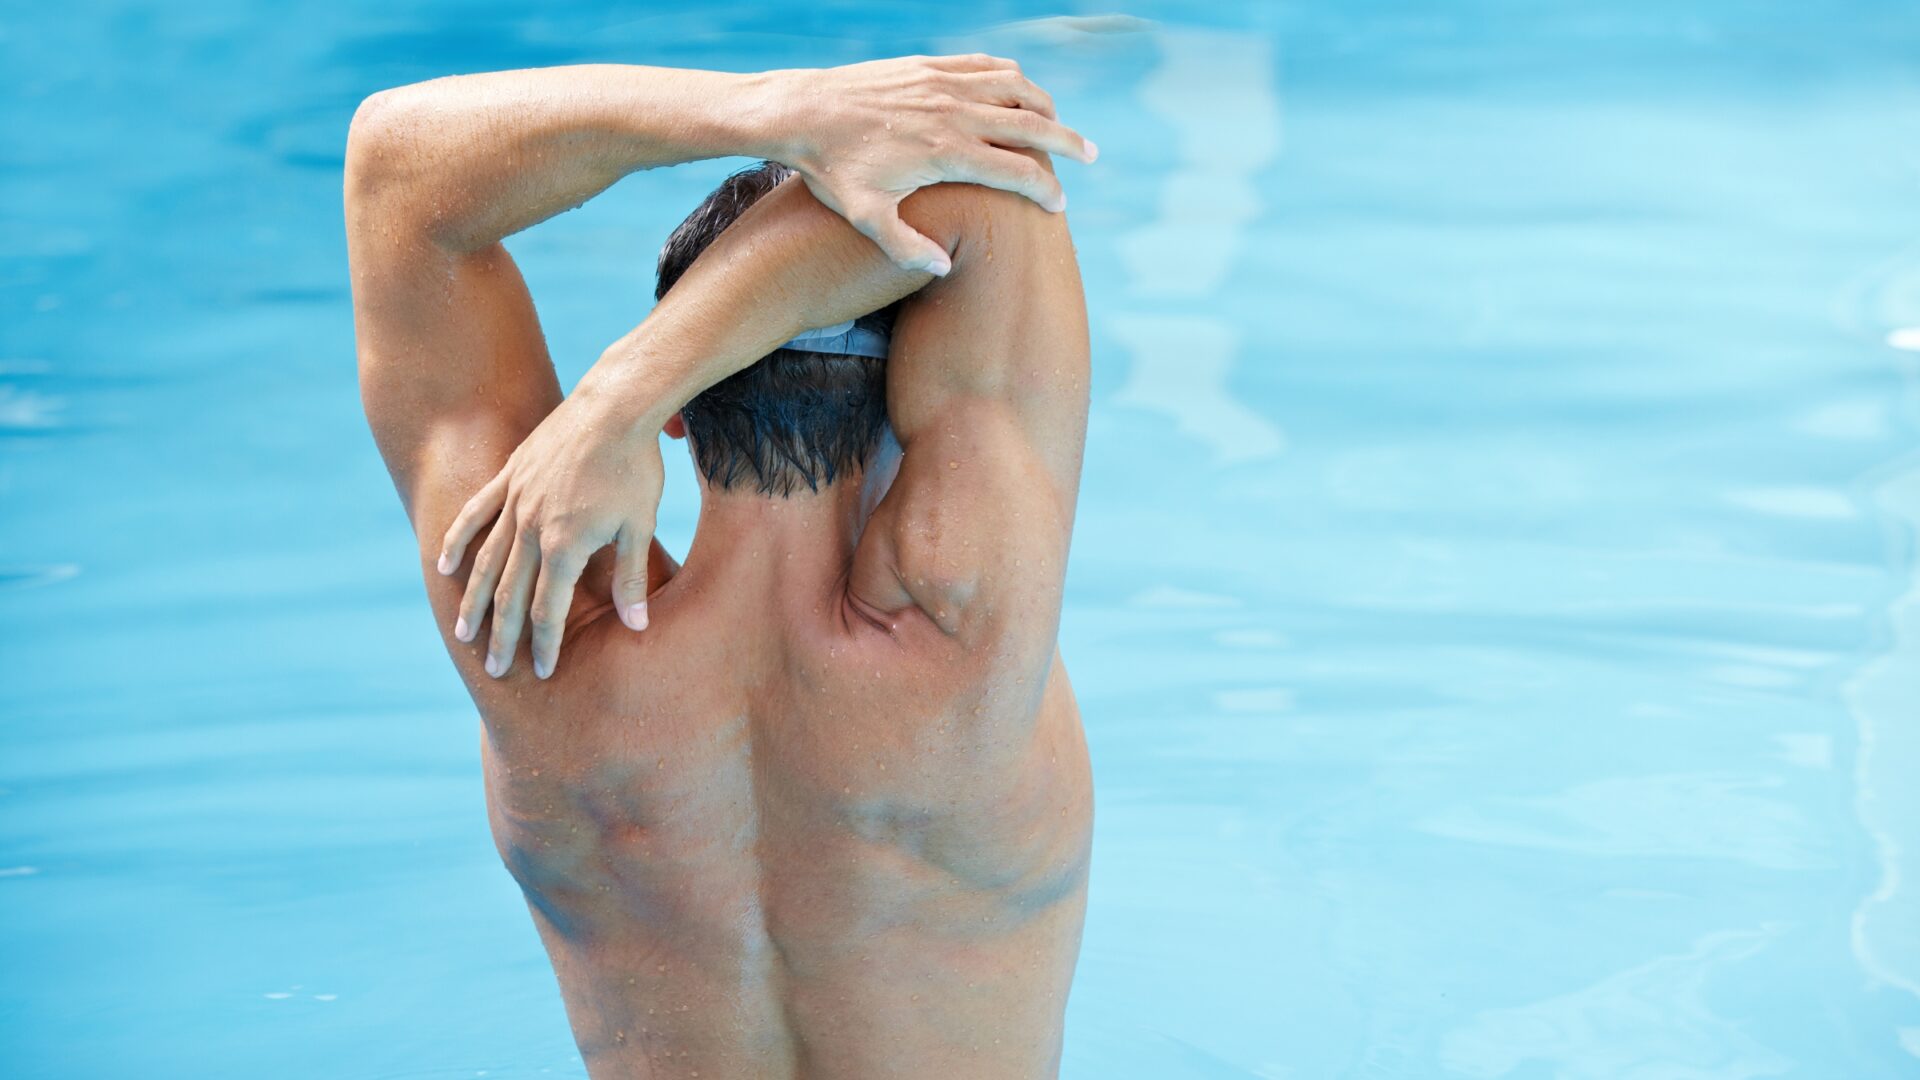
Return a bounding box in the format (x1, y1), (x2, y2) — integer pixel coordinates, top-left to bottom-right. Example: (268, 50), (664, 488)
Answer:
(6, 2), (1920, 1076)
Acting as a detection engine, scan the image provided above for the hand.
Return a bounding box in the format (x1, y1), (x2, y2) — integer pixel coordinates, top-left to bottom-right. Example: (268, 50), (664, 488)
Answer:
(769, 54), (1097, 275)
(435, 381), (664, 680)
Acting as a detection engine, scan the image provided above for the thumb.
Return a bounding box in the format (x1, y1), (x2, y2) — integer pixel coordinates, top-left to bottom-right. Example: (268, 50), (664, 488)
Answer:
(612, 521), (651, 632)
(855, 204), (952, 277)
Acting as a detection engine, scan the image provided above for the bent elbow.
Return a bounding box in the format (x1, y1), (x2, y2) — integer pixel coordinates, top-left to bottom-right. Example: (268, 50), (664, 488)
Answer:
(897, 148), (1061, 252)
(344, 88), (413, 212)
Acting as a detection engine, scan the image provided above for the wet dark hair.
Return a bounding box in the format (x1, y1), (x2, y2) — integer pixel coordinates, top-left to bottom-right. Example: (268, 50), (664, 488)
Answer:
(655, 161), (895, 495)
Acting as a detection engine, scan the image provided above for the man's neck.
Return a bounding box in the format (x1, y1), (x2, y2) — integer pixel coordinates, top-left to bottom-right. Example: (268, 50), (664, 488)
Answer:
(682, 473), (873, 587)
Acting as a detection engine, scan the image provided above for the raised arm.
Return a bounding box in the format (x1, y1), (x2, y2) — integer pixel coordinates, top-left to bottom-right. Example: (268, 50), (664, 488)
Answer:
(442, 158), (1087, 677)
(348, 58), (1095, 678)
(351, 58), (1092, 269)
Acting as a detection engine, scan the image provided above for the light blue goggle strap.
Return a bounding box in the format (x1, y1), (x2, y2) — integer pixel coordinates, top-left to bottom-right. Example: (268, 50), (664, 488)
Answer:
(779, 319), (890, 359)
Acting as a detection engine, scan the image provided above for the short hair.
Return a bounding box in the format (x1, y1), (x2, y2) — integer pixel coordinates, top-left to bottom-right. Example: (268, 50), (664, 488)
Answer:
(655, 161), (896, 495)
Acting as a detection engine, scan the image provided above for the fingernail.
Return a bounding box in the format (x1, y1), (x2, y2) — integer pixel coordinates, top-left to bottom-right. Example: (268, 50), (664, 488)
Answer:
(1082, 139), (1099, 163)
(485, 654), (502, 678)
(455, 616), (471, 642)
(1052, 191), (1068, 213)
(626, 601), (649, 631)
(437, 552), (454, 575)
(534, 658), (551, 680)
(927, 253), (952, 277)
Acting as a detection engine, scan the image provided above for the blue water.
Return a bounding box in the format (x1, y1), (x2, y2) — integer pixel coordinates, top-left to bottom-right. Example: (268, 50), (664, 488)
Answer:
(7, 2), (1920, 1077)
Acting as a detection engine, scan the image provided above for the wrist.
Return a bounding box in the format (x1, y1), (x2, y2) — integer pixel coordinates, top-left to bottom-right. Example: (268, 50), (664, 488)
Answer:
(577, 332), (710, 439)
(734, 68), (811, 167)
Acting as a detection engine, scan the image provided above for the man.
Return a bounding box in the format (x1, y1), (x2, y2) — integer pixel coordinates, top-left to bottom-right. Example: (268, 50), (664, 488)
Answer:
(346, 56), (1094, 1079)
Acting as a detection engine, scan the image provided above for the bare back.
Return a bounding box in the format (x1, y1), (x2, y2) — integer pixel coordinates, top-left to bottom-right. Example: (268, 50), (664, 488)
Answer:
(470, 529), (1091, 1078)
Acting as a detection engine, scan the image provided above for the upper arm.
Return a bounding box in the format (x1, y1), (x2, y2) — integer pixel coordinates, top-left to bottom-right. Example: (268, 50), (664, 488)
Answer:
(345, 102), (562, 570)
(848, 171), (1090, 660)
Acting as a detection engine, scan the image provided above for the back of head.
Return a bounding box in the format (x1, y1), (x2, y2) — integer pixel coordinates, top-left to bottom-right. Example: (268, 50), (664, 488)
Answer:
(656, 162), (896, 496)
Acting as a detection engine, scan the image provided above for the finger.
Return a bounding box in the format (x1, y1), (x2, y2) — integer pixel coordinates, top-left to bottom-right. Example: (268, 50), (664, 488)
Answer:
(455, 496), (517, 643)
(964, 69), (1056, 120)
(611, 521), (653, 632)
(850, 205), (952, 277)
(438, 473), (508, 574)
(485, 529), (538, 678)
(528, 544), (586, 680)
(943, 148), (1067, 213)
(967, 104), (1094, 164)
(929, 53), (1019, 74)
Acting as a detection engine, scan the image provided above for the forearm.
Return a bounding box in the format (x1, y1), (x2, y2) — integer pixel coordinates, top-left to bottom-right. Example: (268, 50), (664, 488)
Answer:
(573, 170), (1082, 445)
(344, 64), (790, 252)
(577, 178), (931, 432)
